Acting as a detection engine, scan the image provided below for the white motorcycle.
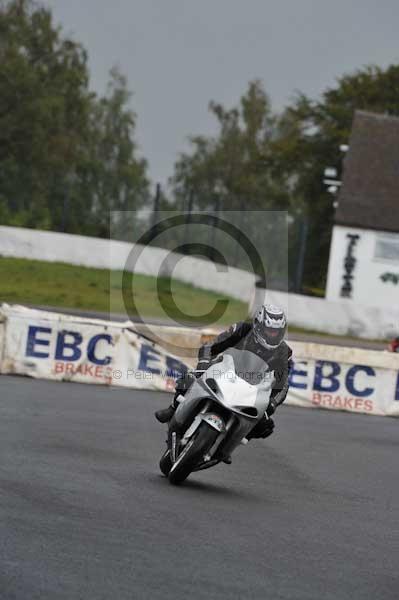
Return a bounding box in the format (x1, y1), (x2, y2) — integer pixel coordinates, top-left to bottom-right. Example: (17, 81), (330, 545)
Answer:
(159, 348), (274, 485)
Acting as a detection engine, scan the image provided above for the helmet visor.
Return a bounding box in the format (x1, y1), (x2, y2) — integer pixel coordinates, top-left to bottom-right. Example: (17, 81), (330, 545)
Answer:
(254, 323), (286, 348)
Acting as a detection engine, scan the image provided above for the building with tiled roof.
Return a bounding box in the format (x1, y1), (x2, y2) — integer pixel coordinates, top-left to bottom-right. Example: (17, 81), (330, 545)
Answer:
(326, 111), (399, 307)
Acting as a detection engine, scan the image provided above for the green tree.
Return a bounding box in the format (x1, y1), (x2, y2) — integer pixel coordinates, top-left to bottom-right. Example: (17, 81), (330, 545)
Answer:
(172, 80), (289, 213)
(171, 81), (290, 283)
(0, 0), (149, 236)
(80, 67), (150, 238)
(0, 0), (92, 228)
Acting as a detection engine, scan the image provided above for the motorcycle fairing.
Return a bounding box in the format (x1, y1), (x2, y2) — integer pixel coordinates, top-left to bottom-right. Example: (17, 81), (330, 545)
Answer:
(173, 349), (273, 456)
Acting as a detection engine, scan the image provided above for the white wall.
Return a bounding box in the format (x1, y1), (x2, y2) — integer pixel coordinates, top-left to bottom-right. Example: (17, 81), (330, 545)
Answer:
(0, 225), (256, 302)
(3, 225), (399, 340)
(250, 287), (399, 340)
(326, 225), (399, 308)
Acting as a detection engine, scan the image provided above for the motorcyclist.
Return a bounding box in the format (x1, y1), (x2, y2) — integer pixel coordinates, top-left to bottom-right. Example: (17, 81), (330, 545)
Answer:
(155, 304), (292, 442)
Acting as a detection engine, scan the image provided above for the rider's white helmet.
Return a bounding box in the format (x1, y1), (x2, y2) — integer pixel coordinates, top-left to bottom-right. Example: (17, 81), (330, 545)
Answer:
(253, 304), (287, 350)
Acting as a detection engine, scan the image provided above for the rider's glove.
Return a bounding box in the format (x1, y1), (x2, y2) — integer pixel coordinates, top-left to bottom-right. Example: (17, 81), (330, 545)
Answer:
(195, 359), (210, 377)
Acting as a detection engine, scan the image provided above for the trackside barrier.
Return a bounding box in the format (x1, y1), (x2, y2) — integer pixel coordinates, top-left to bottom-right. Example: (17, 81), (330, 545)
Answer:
(0, 309), (5, 368)
(287, 341), (399, 417)
(131, 322), (218, 365)
(0, 304), (191, 392)
(0, 304), (398, 417)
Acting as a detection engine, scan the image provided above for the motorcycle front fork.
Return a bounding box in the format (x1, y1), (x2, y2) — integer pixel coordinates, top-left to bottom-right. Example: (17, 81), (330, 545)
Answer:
(179, 400), (213, 447)
(206, 415), (236, 461)
(170, 401), (237, 463)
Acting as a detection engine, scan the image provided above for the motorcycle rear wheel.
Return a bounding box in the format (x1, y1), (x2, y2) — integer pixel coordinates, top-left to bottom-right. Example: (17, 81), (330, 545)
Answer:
(168, 422), (219, 485)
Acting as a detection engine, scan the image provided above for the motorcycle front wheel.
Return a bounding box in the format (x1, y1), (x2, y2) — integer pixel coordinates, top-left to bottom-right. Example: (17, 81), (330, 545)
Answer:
(168, 422), (219, 486)
(159, 449), (173, 476)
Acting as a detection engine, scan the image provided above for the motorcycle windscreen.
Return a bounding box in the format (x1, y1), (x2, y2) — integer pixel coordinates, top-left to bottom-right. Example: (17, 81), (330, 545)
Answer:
(222, 348), (273, 388)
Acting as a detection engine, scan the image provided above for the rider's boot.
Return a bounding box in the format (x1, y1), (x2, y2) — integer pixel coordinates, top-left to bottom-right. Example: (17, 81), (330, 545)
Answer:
(155, 393), (186, 424)
(155, 373), (193, 424)
(155, 403), (176, 423)
(247, 416), (275, 440)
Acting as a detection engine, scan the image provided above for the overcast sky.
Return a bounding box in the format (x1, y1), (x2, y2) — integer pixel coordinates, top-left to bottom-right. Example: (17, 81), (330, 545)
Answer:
(47, 0), (399, 188)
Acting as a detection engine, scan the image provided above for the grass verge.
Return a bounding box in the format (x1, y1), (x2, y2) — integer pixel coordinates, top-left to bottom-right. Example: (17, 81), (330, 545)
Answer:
(0, 257), (249, 325)
(0, 257), (386, 345)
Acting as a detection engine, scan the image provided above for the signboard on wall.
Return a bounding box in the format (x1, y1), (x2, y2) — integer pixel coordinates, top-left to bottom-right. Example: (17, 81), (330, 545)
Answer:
(1, 304), (399, 417)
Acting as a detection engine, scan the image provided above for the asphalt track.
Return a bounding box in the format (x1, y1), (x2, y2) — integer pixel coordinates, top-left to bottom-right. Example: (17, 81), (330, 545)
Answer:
(1, 376), (398, 600)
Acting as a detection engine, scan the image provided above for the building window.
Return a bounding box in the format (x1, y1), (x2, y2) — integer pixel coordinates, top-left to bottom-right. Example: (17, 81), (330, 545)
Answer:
(374, 234), (399, 263)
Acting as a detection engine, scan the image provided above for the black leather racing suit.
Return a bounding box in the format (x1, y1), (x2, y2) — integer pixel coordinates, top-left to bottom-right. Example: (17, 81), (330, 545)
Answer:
(175, 321), (293, 438)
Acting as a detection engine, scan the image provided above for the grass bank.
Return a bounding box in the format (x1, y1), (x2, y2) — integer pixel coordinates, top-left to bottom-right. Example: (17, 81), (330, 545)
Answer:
(0, 257), (248, 325)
